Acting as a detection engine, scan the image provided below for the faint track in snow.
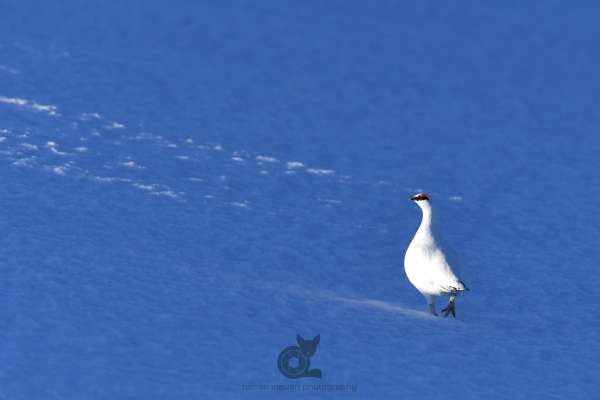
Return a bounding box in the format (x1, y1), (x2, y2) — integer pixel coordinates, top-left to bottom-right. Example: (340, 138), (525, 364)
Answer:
(255, 282), (437, 321)
(320, 292), (438, 320)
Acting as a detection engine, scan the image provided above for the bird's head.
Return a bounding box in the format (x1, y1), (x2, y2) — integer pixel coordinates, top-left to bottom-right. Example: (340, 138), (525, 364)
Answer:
(410, 193), (431, 210)
(410, 192), (429, 202)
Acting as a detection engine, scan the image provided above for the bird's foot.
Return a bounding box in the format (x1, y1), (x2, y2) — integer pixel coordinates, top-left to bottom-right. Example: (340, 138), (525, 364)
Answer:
(441, 300), (456, 318)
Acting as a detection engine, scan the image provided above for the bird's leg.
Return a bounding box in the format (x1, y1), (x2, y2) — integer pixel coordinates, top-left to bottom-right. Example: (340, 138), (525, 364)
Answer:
(428, 303), (437, 316)
(441, 290), (458, 318)
(424, 295), (437, 316)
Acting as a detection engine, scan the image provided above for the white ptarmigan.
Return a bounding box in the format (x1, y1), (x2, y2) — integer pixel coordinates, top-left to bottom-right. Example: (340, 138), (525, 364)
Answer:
(404, 193), (469, 317)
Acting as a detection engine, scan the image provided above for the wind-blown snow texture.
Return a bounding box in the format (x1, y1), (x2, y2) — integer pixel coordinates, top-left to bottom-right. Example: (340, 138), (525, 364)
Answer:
(1, 1), (599, 399)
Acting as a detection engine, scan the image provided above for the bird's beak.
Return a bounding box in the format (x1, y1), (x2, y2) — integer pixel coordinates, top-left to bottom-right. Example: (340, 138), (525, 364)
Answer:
(410, 195), (417, 201)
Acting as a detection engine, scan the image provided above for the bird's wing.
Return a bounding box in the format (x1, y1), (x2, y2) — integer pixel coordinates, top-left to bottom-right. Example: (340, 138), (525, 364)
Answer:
(428, 247), (465, 292)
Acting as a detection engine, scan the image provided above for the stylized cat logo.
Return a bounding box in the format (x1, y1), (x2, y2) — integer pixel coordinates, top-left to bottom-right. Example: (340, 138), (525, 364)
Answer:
(277, 334), (322, 379)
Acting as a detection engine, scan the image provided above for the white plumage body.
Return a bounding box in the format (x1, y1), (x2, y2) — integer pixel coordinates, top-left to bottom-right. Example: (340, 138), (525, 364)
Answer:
(404, 194), (466, 309)
(404, 233), (462, 298)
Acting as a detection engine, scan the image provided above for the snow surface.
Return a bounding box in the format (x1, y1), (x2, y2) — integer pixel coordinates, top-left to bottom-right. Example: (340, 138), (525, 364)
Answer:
(1, 1), (599, 399)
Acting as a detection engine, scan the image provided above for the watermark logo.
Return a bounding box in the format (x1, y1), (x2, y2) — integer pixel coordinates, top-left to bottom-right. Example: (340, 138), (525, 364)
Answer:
(277, 334), (322, 379)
